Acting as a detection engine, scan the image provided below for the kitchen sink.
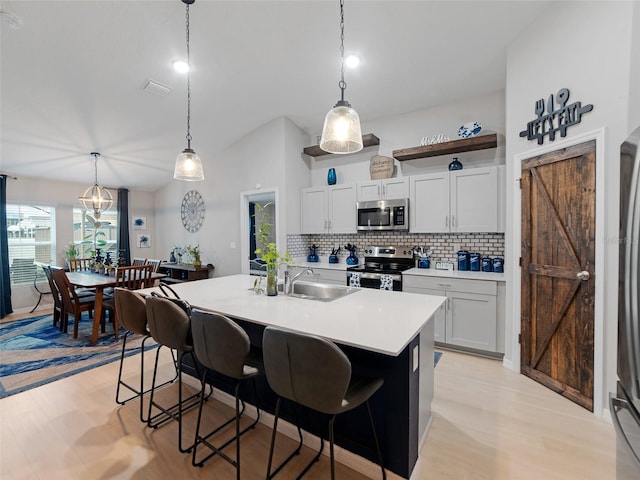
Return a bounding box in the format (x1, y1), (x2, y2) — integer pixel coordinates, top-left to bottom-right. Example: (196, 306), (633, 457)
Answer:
(281, 281), (360, 302)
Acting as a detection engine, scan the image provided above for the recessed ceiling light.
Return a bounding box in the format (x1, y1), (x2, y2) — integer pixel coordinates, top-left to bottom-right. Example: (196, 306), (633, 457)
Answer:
(345, 55), (360, 68)
(172, 60), (189, 73)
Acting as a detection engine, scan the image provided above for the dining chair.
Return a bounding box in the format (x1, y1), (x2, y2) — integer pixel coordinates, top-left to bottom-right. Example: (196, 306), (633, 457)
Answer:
(43, 265), (64, 330)
(68, 257), (92, 272)
(103, 264), (154, 332)
(131, 257), (147, 266)
(262, 326), (386, 480)
(50, 267), (98, 337)
(145, 259), (162, 272)
(190, 309), (262, 478)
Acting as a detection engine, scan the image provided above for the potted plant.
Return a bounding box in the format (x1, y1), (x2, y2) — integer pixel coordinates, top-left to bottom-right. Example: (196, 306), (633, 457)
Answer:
(186, 245), (202, 268)
(65, 242), (79, 261)
(254, 203), (292, 296)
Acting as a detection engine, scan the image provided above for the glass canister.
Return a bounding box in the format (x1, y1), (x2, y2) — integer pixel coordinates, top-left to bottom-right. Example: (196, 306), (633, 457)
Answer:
(457, 250), (469, 271)
(469, 252), (481, 271)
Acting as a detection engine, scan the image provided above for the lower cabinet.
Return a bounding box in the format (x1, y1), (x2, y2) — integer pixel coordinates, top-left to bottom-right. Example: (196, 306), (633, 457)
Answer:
(403, 275), (503, 354)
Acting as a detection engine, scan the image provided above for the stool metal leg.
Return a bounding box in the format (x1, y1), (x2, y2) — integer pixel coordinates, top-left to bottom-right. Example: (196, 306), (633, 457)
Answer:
(365, 400), (386, 480)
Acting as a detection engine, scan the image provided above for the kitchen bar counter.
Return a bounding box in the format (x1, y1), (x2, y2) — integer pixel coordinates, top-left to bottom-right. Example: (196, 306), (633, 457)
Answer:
(140, 274), (444, 478)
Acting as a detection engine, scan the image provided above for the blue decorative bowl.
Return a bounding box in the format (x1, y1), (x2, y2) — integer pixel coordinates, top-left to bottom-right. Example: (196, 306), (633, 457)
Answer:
(458, 121), (482, 138)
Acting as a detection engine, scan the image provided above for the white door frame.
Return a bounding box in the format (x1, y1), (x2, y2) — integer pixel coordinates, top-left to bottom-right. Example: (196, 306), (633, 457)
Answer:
(239, 187), (280, 275)
(510, 128), (606, 416)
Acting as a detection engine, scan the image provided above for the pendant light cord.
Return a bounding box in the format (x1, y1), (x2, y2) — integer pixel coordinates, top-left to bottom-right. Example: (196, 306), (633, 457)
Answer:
(185, 3), (192, 149)
(92, 152), (99, 185)
(338, 0), (346, 102)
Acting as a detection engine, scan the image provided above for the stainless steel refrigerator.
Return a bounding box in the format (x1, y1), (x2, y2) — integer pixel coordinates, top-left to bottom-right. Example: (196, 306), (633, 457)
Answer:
(610, 125), (640, 478)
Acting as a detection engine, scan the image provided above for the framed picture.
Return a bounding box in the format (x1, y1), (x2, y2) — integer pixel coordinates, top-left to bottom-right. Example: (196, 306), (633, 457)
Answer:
(132, 216), (146, 230)
(137, 234), (151, 248)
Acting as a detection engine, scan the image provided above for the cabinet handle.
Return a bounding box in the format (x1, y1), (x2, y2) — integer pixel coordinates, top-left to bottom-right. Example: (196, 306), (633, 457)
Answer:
(445, 216), (449, 227)
(378, 185), (381, 196)
(382, 185), (386, 197)
(437, 283), (452, 289)
(324, 220), (328, 231)
(452, 215), (455, 227)
(328, 220), (332, 231)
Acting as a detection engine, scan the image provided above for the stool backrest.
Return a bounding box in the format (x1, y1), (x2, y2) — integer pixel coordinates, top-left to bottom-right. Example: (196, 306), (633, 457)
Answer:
(262, 327), (351, 415)
(191, 310), (251, 379)
(146, 296), (192, 351)
(114, 287), (147, 335)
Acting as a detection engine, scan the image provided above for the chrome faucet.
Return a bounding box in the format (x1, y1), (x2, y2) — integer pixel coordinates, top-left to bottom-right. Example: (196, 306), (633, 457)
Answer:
(285, 267), (314, 295)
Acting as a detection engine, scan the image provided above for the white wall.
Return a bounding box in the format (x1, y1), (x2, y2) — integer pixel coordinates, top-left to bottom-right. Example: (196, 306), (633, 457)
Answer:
(5, 175), (155, 312)
(505, 1), (635, 415)
(153, 116), (309, 277)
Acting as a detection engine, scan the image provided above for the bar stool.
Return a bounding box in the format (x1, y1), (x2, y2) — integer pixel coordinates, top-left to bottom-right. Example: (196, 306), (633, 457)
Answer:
(262, 326), (386, 480)
(145, 296), (210, 452)
(190, 309), (262, 479)
(113, 288), (177, 422)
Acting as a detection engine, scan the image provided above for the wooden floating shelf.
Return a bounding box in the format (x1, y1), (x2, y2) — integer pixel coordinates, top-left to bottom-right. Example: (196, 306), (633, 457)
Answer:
(303, 133), (380, 157)
(393, 133), (498, 161)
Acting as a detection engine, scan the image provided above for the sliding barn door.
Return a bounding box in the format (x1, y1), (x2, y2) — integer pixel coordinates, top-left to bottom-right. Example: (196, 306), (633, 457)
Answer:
(520, 140), (596, 411)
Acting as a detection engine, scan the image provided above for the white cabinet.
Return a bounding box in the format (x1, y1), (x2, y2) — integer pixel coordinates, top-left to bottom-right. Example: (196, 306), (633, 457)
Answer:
(410, 166), (504, 233)
(301, 184), (356, 234)
(403, 275), (503, 354)
(357, 177), (410, 202)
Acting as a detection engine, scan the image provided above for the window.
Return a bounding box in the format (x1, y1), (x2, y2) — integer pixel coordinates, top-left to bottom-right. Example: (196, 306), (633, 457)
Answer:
(72, 208), (118, 261)
(6, 204), (55, 285)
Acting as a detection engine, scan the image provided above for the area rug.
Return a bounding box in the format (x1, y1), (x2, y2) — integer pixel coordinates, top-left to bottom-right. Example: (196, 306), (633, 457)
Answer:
(0, 312), (156, 398)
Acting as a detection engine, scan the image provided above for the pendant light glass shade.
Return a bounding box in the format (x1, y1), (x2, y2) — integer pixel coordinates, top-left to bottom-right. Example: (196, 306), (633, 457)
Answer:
(319, 0), (363, 155)
(174, 148), (204, 181)
(78, 152), (113, 219)
(320, 101), (363, 154)
(174, 0), (204, 181)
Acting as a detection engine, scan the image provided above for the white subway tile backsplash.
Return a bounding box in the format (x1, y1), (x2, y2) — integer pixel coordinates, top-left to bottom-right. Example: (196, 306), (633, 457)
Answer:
(287, 232), (504, 263)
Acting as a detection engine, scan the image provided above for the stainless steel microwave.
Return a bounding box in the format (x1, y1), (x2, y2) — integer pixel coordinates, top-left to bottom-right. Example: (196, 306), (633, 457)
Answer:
(356, 199), (409, 231)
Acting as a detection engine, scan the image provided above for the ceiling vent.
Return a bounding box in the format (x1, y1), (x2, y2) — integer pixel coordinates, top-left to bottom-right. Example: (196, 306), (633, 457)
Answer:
(143, 79), (172, 97)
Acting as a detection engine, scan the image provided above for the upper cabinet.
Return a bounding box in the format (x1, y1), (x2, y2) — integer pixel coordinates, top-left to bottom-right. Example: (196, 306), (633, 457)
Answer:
(301, 184), (356, 234)
(392, 134), (498, 161)
(410, 165), (505, 233)
(303, 134), (380, 157)
(356, 177), (410, 202)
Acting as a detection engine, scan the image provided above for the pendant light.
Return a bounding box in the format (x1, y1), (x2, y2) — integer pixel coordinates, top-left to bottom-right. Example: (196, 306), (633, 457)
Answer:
(174, 0), (204, 181)
(319, 0), (363, 155)
(78, 152), (113, 219)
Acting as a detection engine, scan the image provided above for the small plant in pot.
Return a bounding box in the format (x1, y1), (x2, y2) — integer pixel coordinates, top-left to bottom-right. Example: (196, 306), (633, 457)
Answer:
(253, 203), (292, 296)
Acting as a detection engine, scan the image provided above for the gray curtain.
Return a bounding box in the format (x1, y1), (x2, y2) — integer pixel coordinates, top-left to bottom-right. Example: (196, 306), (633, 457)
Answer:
(0, 175), (13, 317)
(117, 188), (130, 266)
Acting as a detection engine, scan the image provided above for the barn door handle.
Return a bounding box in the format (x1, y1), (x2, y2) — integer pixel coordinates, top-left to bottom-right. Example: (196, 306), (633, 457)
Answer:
(576, 270), (590, 281)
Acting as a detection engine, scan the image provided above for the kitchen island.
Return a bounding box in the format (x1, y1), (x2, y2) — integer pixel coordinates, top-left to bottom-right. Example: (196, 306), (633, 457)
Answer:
(141, 274), (445, 478)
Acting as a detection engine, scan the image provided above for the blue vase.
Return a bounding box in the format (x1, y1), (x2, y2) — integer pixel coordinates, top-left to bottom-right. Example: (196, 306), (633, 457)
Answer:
(327, 168), (337, 185)
(448, 157), (463, 171)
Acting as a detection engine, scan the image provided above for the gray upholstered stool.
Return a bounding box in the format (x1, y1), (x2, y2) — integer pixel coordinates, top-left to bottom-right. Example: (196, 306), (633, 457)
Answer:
(145, 296), (210, 453)
(114, 287), (176, 422)
(262, 326), (386, 480)
(190, 309), (262, 479)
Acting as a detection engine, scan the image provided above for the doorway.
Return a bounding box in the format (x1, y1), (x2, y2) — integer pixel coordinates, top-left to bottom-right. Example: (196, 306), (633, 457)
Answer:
(240, 188), (278, 275)
(520, 140), (596, 411)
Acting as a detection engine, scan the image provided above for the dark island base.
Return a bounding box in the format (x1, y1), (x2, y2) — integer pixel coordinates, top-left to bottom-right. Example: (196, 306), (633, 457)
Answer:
(181, 317), (421, 479)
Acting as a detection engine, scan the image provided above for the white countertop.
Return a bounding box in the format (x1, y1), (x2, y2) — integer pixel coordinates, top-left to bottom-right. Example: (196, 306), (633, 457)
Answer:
(141, 274), (445, 357)
(291, 256), (357, 271)
(404, 267), (506, 282)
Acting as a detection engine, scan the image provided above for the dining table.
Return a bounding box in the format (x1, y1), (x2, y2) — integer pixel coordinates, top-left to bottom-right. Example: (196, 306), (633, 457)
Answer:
(66, 270), (166, 344)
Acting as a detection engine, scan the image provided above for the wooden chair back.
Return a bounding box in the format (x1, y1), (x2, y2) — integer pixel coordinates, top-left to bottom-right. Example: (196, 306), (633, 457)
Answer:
(68, 258), (92, 272)
(43, 265), (64, 328)
(50, 267), (81, 314)
(131, 257), (147, 266)
(115, 264), (153, 290)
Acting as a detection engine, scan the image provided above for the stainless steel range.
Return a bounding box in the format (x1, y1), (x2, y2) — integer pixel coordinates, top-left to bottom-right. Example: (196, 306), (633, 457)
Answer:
(346, 245), (415, 291)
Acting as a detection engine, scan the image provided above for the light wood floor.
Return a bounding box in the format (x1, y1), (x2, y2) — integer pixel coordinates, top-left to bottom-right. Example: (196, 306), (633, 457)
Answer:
(0, 308), (616, 479)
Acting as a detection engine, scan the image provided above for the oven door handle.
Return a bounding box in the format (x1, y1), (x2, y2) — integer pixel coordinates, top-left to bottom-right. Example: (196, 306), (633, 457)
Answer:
(356, 272), (402, 282)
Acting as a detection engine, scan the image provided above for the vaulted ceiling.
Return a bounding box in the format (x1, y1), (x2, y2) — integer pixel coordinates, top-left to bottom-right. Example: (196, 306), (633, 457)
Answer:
(1, 0), (551, 191)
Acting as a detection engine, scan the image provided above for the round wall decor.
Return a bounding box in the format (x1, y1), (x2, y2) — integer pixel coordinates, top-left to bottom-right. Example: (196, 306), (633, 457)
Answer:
(181, 190), (205, 232)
